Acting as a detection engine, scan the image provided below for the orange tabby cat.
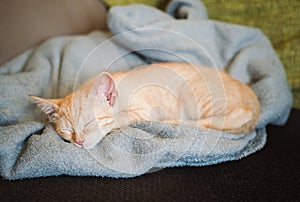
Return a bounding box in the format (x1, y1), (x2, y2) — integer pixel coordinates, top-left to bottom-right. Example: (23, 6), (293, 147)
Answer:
(29, 63), (260, 149)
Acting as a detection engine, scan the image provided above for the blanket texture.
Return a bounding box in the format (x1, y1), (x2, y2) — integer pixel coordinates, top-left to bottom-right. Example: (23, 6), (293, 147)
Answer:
(0, 0), (292, 180)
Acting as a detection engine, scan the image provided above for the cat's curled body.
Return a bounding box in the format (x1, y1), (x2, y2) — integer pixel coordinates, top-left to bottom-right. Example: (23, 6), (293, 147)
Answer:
(30, 63), (260, 149)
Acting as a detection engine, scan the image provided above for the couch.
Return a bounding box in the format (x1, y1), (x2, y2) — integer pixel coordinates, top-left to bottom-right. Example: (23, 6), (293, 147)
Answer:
(1, 0), (299, 201)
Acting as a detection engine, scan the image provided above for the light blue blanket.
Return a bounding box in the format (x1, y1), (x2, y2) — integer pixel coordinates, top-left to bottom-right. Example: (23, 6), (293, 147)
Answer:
(0, 0), (292, 180)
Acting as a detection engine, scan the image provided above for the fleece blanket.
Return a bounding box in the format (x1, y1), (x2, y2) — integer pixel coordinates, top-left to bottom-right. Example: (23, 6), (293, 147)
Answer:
(0, 0), (292, 180)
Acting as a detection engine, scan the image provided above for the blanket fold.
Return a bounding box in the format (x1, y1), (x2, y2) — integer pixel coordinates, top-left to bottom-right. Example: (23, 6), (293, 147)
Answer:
(0, 0), (292, 180)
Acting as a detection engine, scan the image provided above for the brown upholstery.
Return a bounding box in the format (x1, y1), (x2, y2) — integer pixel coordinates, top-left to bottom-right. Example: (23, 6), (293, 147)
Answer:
(0, 0), (107, 64)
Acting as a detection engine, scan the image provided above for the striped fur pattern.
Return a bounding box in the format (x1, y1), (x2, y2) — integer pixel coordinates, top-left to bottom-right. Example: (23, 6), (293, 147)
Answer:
(29, 63), (260, 149)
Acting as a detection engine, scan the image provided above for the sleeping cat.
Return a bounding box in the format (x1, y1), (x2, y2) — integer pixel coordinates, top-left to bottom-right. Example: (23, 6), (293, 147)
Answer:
(29, 63), (260, 149)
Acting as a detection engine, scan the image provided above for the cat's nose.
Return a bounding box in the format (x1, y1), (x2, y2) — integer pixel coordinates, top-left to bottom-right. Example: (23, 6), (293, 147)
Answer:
(75, 139), (84, 147)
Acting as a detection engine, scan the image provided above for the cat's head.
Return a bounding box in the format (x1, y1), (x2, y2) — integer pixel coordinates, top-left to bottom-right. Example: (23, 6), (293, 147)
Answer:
(29, 72), (118, 149)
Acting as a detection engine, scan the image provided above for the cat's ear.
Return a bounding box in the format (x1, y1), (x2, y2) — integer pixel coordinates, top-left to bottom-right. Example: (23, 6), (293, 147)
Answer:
(28, 95), (61, 121)
(92, 72), (118, 106)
